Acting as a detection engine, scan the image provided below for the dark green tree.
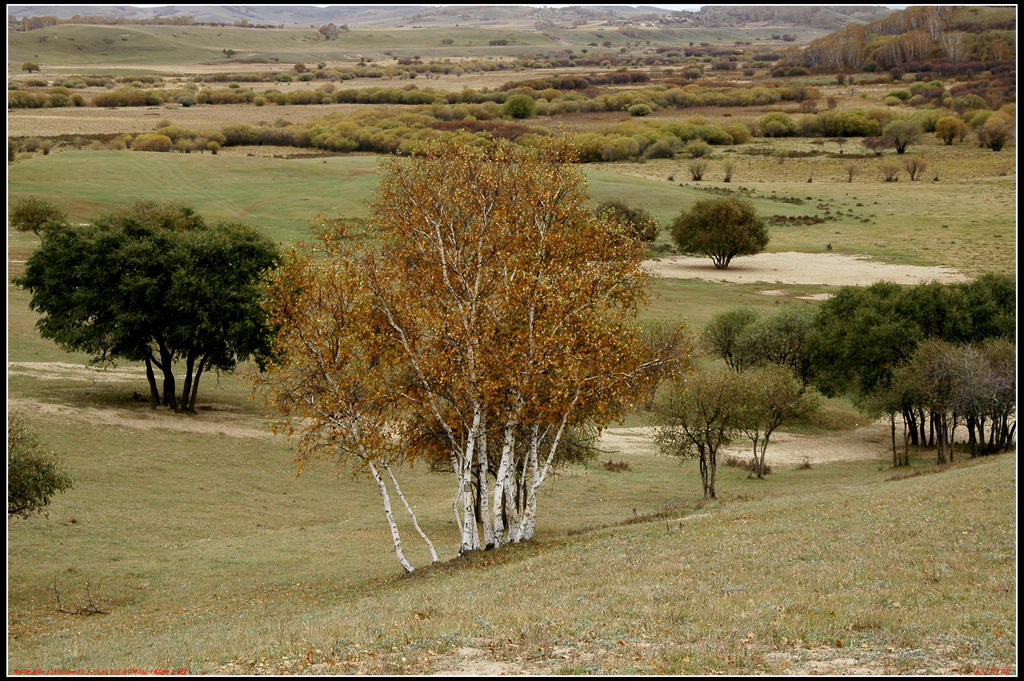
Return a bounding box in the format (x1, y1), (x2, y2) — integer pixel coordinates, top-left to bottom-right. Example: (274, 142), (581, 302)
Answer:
(669, 198), (768, 269)
(8, 413), (72, 518)
(15, 201), (280, 412)
(594, 200), (659, 241)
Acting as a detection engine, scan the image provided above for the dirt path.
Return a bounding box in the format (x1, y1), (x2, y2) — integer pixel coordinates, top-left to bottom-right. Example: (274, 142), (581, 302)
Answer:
(600, 420), (894, 468)
(645, 251), (969, 287)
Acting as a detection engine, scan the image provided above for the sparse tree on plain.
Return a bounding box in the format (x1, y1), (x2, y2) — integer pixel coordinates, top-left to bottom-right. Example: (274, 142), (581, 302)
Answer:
(8, 413), (72, 518)
(669, 197), (768, 270)
(735, 365), (818, 479)
(656, 365), (741, 499)
(882, 119), (922, 154)
(9, 196), (66, 237)
(721, 158), (735, 182)
(934, 116), (966, 145)
(688, 159), (708, 181)
(977, 115), (1013, 151)
(16, 202), (279, 413)
(880, 161), (901, 182)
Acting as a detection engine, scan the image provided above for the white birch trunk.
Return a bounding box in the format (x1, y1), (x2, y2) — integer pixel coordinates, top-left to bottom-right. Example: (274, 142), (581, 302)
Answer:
(491, 420), (516, 548)
(385, 463), (439, 563)
(519, 408), (573, 542)
(461, 405), (482, 553)
(476, 412), (495, 549)
(367, 460), (414, 573)
(514, 424), (542, 542)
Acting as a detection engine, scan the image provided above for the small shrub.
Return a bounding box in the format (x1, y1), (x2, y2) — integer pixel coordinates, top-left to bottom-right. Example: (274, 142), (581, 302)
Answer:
(602, 460), (631, 472)
(688, 159), (709, 181)
(503, 94), (536, 119)
(903, 156), (927, 181)
(880, 162), (901, 182)
(8, 413), (72, 518)
(628, 103), (652, 117)
(721, 159), (735, 183)
(131, 133), (173, 152)
(723, 455), (772, 476)
(685, 139), (711, 158)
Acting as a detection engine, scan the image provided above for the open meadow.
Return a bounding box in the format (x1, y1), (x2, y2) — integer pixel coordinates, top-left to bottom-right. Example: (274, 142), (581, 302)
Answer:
(7, 5), (1017, 675)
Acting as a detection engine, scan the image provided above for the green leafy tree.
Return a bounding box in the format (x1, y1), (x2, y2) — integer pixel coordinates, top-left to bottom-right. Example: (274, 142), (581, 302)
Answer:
(701, 307), (758, 371)
(977, 114), (1013, 151)
(808, 282), (922, 402)
(9, 196), (67, 237)
(15, 202), (279, 412)
(21, 61), (40, 73)
(502, 94), (536, 119)
(8, 413), (72, 518)
(735, 304), (817, 384)
(655, 365), (741, 499)
(669, 198), (768, 269)
(735, 365), (818, 479)
(594, 200), (659, 241)
(882, 119), (922, 154)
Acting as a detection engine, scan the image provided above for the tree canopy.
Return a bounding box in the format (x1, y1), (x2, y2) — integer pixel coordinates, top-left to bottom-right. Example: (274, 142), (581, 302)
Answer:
(669, 197), (769, 269)
(15, 201), (279, 412)
(259, 136), (688, 569)
(9, 196), (66, 236)
(594, 200), (659, 242)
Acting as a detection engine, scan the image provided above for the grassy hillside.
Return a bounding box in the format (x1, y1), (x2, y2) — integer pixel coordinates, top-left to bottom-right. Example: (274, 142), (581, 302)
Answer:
(8, 21), (838, 71)
(9, 149), (1017, 277)
(7, 389), (1016, 674)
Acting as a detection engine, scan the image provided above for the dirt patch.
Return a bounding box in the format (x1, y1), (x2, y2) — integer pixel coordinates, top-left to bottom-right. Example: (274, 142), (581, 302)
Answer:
(427, 647), (528, 676)
(756, 288), (833, 301)
(765, 644), (964, 675)
(8, 396), (272, 441)
(8, 361), (148, 384)
(646, 251), (970, 287)
(601, 419), (894, 468)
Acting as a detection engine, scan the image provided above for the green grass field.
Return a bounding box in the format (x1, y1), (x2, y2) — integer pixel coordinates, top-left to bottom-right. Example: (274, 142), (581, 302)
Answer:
(7, 392), (1016, 673)
(10, 149), (1015, 276)
(8, 23), (834, 70)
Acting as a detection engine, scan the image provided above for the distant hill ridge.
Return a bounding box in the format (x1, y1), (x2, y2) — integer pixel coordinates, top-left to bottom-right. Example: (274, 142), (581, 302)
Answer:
(8, 4), (893, 29)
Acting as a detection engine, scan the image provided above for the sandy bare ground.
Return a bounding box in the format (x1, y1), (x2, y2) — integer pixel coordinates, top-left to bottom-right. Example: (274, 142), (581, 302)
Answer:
(8, 361), (891, 464)
(8, 396), (273, 440)
(600, 421), (893, 468)
(645, 251), (970, 287)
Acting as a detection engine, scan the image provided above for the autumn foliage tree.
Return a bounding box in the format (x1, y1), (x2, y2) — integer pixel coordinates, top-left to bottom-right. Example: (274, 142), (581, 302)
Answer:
(259, 136), (688, 570)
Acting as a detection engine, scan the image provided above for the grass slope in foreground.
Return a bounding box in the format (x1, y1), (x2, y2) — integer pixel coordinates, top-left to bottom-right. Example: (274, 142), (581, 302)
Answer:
(7, 400), (1015, 674)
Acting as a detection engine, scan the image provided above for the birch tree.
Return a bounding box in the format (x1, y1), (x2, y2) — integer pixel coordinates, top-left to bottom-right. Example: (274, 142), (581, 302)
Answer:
(260, 136), (688, 568)
(258, 221), (439, 572)
(655, 364), (741, 500)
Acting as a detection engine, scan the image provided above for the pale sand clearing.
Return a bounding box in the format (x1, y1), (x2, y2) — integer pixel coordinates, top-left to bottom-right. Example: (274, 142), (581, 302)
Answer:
(8, 396), (272, 441)
(645, 251), (969, 287)
(599, 421), (893, 468)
